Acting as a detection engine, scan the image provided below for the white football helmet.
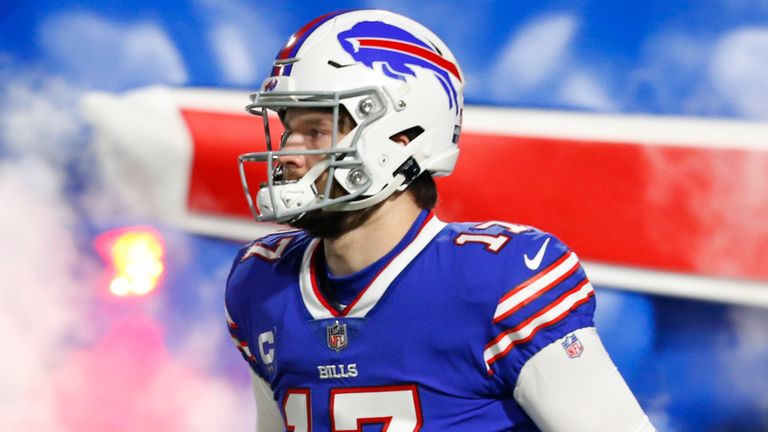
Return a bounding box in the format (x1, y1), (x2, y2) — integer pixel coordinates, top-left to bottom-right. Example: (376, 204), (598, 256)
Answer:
(240, 9), (465, 223)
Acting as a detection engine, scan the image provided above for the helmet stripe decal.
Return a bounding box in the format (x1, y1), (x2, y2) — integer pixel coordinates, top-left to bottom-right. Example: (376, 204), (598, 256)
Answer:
(355, 38), (462, 82)
(271, 10), (350, 77)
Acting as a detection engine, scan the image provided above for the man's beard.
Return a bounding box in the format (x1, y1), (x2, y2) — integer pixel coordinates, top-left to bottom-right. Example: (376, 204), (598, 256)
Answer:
(287, 181), (380, 238)
(288, 205), (377, 238)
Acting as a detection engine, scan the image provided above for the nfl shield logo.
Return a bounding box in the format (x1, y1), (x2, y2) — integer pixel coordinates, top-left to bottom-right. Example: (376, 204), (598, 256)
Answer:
(327, 321), (348, 351)
(561, 333), (584, 358)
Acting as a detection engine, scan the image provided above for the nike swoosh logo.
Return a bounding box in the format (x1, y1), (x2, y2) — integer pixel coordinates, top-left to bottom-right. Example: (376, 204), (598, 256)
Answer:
(524, 238), (550, 270)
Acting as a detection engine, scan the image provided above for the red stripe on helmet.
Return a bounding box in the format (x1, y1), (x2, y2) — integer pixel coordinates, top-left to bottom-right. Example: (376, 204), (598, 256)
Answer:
(356, 37), (462, 82)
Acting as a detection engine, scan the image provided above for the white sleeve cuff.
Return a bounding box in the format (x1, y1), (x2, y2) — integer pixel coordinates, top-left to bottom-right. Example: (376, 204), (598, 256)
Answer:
(513, 327), (655, 432)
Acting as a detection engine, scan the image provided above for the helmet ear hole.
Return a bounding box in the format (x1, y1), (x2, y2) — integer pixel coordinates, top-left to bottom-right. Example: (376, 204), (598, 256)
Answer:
(389, 126), (424, 145)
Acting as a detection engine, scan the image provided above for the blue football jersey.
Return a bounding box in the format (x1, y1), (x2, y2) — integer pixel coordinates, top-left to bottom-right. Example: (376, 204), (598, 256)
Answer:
(225, 213), (596, 431)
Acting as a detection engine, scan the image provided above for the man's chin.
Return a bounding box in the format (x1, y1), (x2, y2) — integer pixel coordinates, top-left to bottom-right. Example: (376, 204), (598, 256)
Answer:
(289, 206), (376, 239)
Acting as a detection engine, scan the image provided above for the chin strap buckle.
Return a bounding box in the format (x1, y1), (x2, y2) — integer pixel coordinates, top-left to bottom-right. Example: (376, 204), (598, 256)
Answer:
(393, 157), (421, 187)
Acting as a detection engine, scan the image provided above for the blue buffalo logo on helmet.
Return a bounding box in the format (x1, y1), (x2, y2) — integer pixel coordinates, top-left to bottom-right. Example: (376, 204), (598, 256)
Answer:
(337, 21), (462, 112)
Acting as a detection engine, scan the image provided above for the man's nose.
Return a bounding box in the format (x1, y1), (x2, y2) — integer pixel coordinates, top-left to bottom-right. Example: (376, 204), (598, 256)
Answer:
(277, 132), (307, 171)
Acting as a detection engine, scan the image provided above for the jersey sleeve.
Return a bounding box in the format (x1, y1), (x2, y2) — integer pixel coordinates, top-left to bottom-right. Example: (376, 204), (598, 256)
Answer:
(482, 232), (596, 386)
(224, 245), (265, 378)
(224, 231), (304, 382)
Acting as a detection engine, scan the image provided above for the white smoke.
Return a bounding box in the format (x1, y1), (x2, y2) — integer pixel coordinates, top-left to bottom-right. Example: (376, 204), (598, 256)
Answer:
(641, 145), (768, 278)
(630, 25), (768, 119)
(627, 31), (711, 113)
(209, 24), (261, 85)
(558, 70), (616, 111)
(481, 14), (768, 118)
(482, 13), (616, 111)
(0, 43), (251, 432)
(0, 160), (84, 431)
(0, 74), (93, 431)
(709, 27), (768, 118)
(726, 306), (768, 414)
(644, 394), (679, 432)
(194, 0), (281, 86)
(38, 11), (188, 89)
(488, 14), (578, 99)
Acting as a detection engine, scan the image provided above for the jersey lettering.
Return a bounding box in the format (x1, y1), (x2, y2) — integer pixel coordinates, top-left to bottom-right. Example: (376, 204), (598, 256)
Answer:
(242, 236), (294, 262)
(284, 384), (422, 432)
(258, 330), (275, 365)
(454, 220), (530, 253)
(318, 363), (358, 379)
(284, 389), (312, 432)
(454, 233), (510, 253)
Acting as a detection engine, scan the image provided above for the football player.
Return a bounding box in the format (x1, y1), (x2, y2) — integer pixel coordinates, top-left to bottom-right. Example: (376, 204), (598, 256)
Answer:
(225, 9), (654, 431)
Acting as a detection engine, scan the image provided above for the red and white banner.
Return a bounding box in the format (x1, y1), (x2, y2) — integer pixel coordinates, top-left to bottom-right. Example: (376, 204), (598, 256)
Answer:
(82, 87), (768, 306)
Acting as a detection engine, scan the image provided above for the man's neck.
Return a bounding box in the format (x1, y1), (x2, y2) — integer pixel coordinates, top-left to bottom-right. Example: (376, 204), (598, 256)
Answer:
(323, 195), (422, 277)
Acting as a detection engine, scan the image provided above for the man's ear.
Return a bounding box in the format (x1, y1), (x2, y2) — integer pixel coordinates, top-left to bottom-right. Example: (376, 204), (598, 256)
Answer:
(389, 126), (423, 146)
(390, 133), (411, 146)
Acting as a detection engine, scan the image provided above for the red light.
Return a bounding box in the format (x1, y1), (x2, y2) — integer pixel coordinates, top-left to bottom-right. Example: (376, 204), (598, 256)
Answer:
(95, 227), (165, 297)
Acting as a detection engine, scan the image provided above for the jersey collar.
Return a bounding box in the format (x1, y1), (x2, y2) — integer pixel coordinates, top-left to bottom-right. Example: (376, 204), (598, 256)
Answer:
(298, 213), (446, 320)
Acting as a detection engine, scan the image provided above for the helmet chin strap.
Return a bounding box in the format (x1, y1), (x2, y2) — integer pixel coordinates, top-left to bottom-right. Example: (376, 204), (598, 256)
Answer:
(329, 152), (427, 212)
(326, 173), (407, 212)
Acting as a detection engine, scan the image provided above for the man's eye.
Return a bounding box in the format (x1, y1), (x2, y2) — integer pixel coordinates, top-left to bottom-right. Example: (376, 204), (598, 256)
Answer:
(308, 128), (324, 138)
(279, 131), (292, 148)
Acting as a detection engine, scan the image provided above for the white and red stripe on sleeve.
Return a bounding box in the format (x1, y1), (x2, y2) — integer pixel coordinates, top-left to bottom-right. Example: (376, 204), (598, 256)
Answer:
(483, 243), (594, 375)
